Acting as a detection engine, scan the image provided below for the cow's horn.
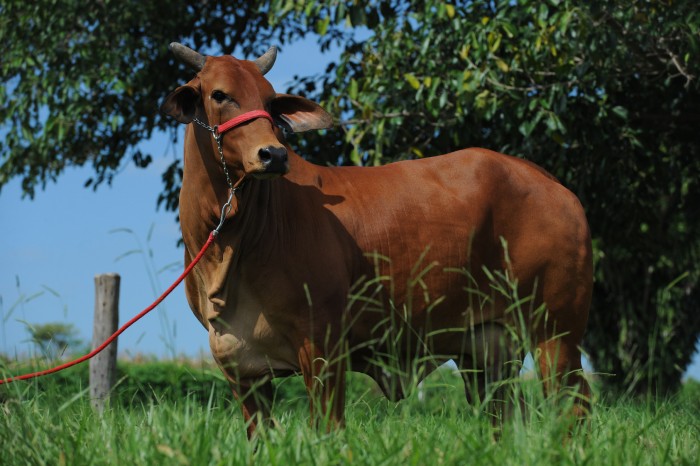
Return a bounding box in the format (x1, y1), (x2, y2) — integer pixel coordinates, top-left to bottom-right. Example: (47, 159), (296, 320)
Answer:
(254, 46), (277, 75)
(170, 42), (206, 71)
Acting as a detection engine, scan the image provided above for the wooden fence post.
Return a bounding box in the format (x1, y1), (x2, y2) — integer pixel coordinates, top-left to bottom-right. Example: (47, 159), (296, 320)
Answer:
(90, 273), (120, 412)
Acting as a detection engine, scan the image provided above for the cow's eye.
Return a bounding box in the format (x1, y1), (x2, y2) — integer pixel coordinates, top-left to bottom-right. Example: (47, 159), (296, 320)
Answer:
(211, 90), (227, 103)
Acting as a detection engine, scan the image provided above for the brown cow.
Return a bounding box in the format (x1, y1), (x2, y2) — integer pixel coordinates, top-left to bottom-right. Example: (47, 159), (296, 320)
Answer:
(161, 43), (592, 437)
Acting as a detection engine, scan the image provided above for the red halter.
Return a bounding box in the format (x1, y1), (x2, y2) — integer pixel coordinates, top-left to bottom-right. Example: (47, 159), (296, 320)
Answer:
(216, 109), (273, 134)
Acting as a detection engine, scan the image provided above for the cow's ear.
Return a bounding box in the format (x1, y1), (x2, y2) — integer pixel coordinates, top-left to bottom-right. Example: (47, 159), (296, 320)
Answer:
(160, 83), (200, 124)
(270, 94), (333, 132)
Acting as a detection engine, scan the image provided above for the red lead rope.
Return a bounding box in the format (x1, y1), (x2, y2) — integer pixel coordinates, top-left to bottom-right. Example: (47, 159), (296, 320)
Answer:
(0, 231), (218, 385)
(0, 108), (267, 385)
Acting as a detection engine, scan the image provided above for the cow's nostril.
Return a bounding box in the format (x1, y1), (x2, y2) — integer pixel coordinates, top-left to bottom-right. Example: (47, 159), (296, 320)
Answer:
(259, 147), (272, 163)
(259, 146), (287, 166)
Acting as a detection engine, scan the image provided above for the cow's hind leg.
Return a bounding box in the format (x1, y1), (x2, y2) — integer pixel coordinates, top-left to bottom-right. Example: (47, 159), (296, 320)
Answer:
(533, 213), (593, 424)
(230, 377), (274, 439)
(458, 322), (524, 431)
(534, 268), (592, 423)
(536, 333), (591, 421)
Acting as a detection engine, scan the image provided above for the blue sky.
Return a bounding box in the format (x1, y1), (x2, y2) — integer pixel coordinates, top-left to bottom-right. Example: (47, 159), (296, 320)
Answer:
(1, 37), (699, 381)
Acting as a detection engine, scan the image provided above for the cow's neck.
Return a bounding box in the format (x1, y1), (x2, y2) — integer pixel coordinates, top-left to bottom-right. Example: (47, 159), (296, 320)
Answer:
(180, 124), (235, 249)
(227, 150), (321, 255)
(181, 135), (338, 316)
(180, 126), (315, 258)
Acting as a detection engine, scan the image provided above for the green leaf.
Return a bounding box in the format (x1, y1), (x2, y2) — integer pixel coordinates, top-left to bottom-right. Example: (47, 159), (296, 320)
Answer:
(316, 16), (330, 36)
(612, 106), (629, 120)
(404, 73), (421, 90)
(350, 148), (362, 166)
(410, 147), (424, 158)
(501, 21), (516, 38)
(349, 5), (366, 27)
(349, 79), (358, 100)
(489, 33), (502, 53)
(495, 59), (510, 73)
(475, 90), (490, 109)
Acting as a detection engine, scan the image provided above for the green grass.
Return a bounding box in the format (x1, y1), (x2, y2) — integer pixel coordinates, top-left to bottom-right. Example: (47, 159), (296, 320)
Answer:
(1, 368), (698, 465)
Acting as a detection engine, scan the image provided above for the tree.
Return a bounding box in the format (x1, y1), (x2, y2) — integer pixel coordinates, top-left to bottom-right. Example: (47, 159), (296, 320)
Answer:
(0, 0), (339, 208)
(283, 0), (700, 395)
(2, 0), (699, 395)
(27, 322), (82, 360)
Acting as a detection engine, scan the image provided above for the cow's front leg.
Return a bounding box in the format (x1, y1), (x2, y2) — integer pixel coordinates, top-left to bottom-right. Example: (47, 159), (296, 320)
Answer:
(297, 337), (347, 431)
(230, 377), (274, 439)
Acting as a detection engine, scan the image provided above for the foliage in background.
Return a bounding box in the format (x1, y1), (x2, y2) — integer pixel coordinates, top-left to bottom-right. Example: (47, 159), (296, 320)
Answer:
(1, 0), (699, 395)
(25, 322), (82, 360)
(0, 0), (338, 207)
(0, 358), (388, 406)
(279, 0), (700, 396)
(0, 359), (229, 405)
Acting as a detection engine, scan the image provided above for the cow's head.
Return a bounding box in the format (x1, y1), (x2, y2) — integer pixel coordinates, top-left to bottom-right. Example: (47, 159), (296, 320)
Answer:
(161, 43), (333, 179)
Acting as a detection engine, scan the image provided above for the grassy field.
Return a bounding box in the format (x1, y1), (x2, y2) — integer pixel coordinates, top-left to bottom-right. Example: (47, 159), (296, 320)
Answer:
(1, 364), (698, 466)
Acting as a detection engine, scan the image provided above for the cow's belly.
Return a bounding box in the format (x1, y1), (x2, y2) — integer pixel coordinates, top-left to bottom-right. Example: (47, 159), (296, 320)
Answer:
(208, 307), (299, 380)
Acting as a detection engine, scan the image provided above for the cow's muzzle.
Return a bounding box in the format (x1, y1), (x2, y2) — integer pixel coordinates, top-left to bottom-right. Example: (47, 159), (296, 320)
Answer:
(255, 145), (289, 177)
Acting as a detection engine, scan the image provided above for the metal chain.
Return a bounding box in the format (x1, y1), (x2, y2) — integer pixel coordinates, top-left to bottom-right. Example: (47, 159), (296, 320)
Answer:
(192, 116), (216, 133)
(192, 117), (238, 235)
(192, 117), (234, 191)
